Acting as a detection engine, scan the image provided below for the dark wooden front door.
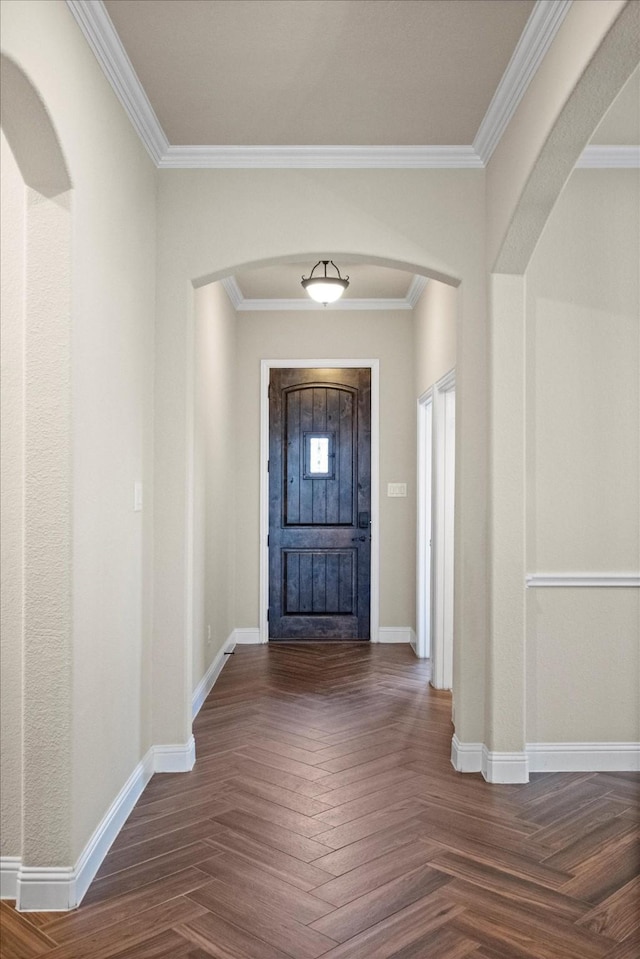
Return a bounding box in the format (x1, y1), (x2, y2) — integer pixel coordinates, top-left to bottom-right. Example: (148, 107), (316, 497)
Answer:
(269, 368), (371, 640)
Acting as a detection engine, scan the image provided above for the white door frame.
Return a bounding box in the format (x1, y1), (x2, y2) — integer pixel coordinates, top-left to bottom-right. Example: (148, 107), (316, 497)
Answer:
(432, 369), (455, 688)
(260, 359), (380, 645)
(416, 369), (455, 688)
(416, 389), (433, 659)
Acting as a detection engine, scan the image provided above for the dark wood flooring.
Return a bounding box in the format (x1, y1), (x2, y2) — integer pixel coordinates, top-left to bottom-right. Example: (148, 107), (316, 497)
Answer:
(2, 644), (639, 958)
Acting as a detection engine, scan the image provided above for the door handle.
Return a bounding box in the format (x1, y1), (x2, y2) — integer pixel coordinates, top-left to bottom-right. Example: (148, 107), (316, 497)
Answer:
(351, 535), (367, 542)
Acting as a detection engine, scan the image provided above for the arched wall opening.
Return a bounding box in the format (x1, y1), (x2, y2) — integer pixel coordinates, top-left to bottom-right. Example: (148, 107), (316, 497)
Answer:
(0, 53), (73, 889)
(190, 257), (459, 700)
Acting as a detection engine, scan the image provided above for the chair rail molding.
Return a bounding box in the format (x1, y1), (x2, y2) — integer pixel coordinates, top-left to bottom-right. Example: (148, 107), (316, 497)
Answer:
(526, 573), (640, 587)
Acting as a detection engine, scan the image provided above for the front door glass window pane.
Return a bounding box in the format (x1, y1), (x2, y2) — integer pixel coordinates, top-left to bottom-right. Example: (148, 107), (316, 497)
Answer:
(309, 436), (329, 474)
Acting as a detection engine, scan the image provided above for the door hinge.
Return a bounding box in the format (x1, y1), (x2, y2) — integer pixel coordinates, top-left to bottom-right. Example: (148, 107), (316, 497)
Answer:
(267, 534), (270, 546)
(267, 459), (270, 473)
(267, 608), (270, 622)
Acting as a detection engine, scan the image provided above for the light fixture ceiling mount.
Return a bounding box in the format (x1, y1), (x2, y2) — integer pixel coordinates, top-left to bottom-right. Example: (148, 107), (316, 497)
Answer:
(301, 260), (349, 306)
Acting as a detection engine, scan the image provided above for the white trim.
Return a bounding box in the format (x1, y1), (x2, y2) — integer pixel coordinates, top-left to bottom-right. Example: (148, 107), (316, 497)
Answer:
(66, 0), (595, 172)
(159, 145), (483, 170)
(576, 145), (640, 169)
(451, 735), (483, 773)
(0, 858), (20, 900)
(220, 276), (243, 309)
(452, 737), (640, 780)
(235, 297), (415, 312)
(526, 573), (640, 588)
(224, 274), (429, 313)
(405, 275), (429, 308)
(233, 627), (262, 645)
(450, 737), (529, 783)
(16, 867), (76, 912)
(473, 0), (573, 163)
(374, 627), (416, 644)
(13, 747), (154, 910)
(65, 0), (168, 164)
(527, 742), (640, 772)
(431, 370), (456, 690)
(9, 733), (200, 910)
(153, 736), (196, 773)
(416, 388), (433, 660)
(192, 634), (236, 719)
(260, 360), (380, 645)
(483, 748), (530, 784)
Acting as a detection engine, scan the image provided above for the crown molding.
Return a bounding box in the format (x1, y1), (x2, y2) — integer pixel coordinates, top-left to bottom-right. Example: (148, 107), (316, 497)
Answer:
(66, 0), (168, 164)
(221, 276), (243, 309)
(406, 275), (429, 308)
(158, 145), (483, 169)
(235, 297), (416, 312)
(473, 0), (573, 163)
(575, 145), (640, 168)
(225, 274), (429, 311)
(70, 0), (603, 172)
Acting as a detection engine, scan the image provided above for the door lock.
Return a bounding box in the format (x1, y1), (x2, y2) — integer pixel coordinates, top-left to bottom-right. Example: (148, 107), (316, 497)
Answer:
(351, 535), (367, 542)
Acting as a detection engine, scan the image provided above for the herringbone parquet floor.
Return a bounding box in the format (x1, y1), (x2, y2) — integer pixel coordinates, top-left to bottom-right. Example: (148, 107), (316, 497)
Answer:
(2, 644), (639, 958)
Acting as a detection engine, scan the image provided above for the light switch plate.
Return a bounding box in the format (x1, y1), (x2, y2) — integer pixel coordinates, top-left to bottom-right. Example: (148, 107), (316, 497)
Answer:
(387, 482), (407, 497)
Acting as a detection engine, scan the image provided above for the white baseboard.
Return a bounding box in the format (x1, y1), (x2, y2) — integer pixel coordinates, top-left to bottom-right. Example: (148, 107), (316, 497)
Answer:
(451, 735), (529, 783)
(374, 627), (416, 644)
(233, 627), (261, 644)
(451, 735), (483, 773)
(9, 732), (197, 911)
(192, 634), (236, 719)
(12, 745), (155, 910)
(527, 742), (640, 772)
(452, 736), (640, 780)
(0, 857), (20, 900)
(483, 748), (529, 784)
(153, 736), (196, 773)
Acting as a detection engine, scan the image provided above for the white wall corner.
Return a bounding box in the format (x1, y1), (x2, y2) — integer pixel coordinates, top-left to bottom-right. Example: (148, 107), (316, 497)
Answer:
(0, 857), (21, 900)
(527, 742), (640, 772)
(482, 746), (530, 783)
(153, 735), (196, 773)
(233, 627), (262, 645)
(451, 735), (483, 773)
(192, 634), (236, 719)
(375, 627), (416, 644)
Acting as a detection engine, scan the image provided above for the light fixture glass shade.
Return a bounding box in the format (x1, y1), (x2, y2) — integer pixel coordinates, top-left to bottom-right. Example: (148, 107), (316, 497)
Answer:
(301, 260), (349, 305)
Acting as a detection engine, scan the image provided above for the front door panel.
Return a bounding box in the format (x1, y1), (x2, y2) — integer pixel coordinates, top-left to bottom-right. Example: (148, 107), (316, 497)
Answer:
(269, 368), (371, 640)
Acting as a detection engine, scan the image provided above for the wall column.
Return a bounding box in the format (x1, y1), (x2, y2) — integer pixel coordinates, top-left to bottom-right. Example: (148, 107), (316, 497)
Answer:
(485, 273), (528, 783)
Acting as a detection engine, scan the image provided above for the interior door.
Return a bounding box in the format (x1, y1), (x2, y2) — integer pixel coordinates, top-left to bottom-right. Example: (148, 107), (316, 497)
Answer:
(269, 368), (371, 640)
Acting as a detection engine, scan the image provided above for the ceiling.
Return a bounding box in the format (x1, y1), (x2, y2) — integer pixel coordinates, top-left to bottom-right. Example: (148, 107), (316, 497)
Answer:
(70, 1), (639, 306)
(103, 0), (534, 147)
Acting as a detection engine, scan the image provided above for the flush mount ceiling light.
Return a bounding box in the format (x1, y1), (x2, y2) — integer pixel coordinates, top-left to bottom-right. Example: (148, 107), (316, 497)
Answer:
(301, 260), (349, 306)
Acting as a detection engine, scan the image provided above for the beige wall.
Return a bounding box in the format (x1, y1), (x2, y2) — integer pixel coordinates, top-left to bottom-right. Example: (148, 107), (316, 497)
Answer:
(235, 308), (417, 631)
(414, 279), (457, 397)
(0, 132), (25, 857)
(1, 0), (157, 864)
(525, 168), (640, 743)
(194, 283), (237, 686)
(155, 168), (488, 747)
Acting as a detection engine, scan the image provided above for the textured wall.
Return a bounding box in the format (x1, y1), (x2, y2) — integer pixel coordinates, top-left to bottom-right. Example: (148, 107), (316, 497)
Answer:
(193, 283), (237, 688)
(525, 168), (640, 743)
(0, 131), (25, 858)
(1, 0), (157, 865)
(156, 168), (488, 747)
(413, 278), (457, 397)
